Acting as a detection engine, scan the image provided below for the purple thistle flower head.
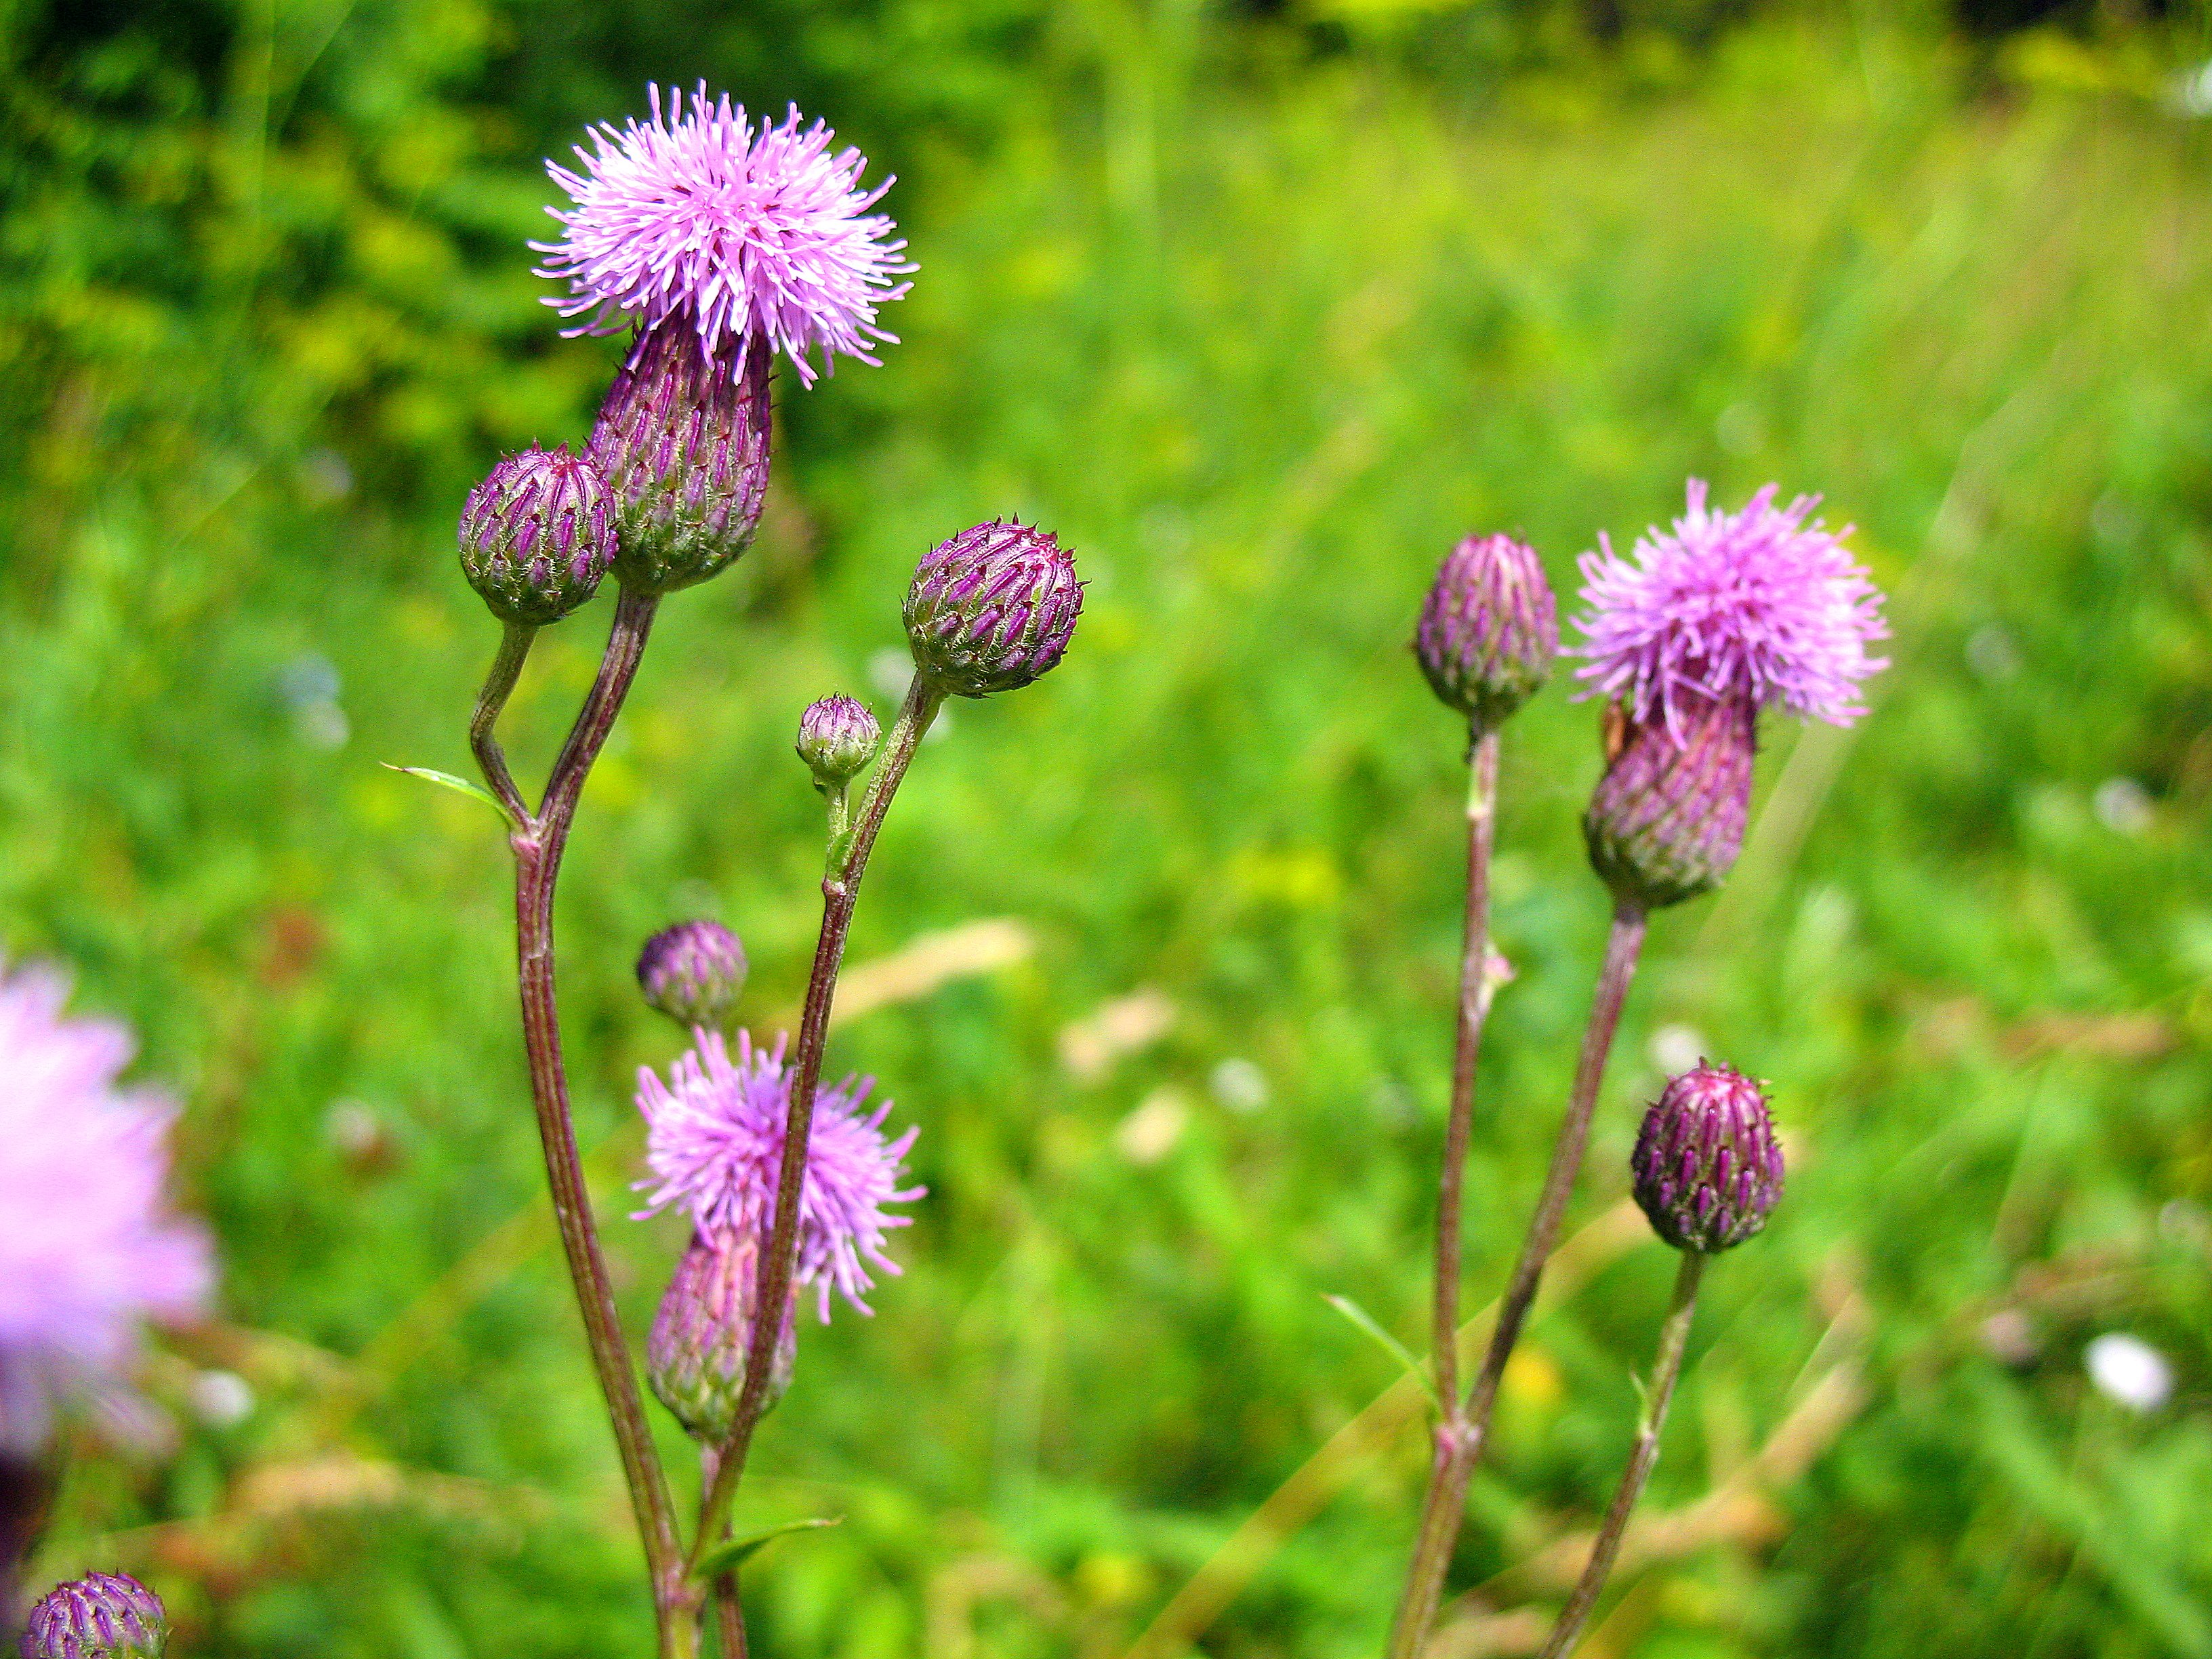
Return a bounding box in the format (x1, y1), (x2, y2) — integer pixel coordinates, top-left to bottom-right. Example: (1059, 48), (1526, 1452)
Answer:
(535, 85), (914, 387)
(1572, 480), (1888, 739)
(903, 519), (1084, 699)
(457, 445), (614, 625)
(1631, 1062), (1785, 1254)
(0, 960), (211, 1457)
(634, 1031), (922, 1321)
(20, 1570), (168, 1659)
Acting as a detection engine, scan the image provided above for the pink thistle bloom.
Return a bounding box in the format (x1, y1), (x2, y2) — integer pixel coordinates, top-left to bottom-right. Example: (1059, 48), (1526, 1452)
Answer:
(535, 85), (914, 386)
(1572, 480), (1889, 738)
(634, 1031), (921, 1321)
(0, 958), (211, 1454)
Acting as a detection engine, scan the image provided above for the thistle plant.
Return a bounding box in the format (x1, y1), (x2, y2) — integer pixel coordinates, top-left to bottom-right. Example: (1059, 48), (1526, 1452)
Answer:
(443, 81), (1075, 1659)
(1386, 485), (1885, 1658)
(0, 962), (210, 1623)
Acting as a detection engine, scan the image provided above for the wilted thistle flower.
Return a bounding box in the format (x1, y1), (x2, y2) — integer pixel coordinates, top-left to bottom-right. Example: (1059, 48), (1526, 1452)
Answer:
(1630, 1063), (1784, 1254)
(456, 446), (615, 625)
(796, 695), (882, 788)
(1574, 481), (1889, 909)
(536, 85), (912, 384)
(0, 960), (211, 1456)
(636, 921), (748, 1032)
(647, 1229), (796, 1443)
(20, 1572), (167, 1659)
(903, 520), (1084, 699)
(586, 321), (773, 596)
(1413, 533), (1557, 733)
(634, 1031), (921, 1321)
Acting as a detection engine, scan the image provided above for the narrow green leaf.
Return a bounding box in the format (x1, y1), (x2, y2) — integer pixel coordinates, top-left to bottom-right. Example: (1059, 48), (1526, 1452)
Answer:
(1324, 1294), (1440, 1413)
(691, 1516), (842, 1583)
(382, 763), (514, 826)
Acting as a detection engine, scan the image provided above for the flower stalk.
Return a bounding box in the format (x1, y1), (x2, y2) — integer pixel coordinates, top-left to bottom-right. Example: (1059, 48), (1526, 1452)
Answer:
(1534, 1250), (1704, 1659)
(687, 673), (945, 1606)
(475, 586), (696, 1656)
(1387, 903), (1648, 1659)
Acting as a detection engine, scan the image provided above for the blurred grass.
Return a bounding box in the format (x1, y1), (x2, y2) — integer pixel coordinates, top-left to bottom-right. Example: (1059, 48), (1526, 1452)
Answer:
(6, 3), (2212, 1656)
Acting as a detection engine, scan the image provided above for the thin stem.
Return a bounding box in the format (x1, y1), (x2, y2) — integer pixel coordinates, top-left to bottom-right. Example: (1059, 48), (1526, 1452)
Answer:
(487, 588), (691, 1655)
(470, 621), (536, 825)
(697, 1448), (747, 1659)
(1430, 728), (1499, 1416)
(1386, 901), (1649, 1659)
(689, 674), (945, 1579)
(1536, 1251), (1705, 1659)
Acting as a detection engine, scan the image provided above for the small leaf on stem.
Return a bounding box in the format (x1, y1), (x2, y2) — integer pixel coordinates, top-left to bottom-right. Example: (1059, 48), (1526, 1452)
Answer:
(1325, 1294), (1441, 1414)
(691, 1516), (842, 1582)
(382, 763), (518, 826)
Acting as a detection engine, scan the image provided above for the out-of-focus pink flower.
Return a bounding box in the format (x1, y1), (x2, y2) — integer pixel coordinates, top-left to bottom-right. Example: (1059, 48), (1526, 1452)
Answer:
(0, 959), (211, 1454)
(535, 85), (914, 386)
(634, 1031), (920, 1321)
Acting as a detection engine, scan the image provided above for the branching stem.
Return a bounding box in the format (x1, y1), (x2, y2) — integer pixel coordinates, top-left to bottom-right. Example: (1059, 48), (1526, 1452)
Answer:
(476, 588), (694, 1658)
(1387, 902), (1649, 1659)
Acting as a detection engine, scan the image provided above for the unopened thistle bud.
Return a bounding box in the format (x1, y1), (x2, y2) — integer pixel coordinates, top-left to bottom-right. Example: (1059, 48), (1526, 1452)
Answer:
(588, 320), (773, 596)
(903, 520), (1082, 698)
(636, 920), (747, 1031)
(20, 1572), (168, 1659)
(647, 1230), (796, 1443)
(457, 446), (615, 625)
(1414, 533), (1557, 732)
(1582, 691), (1756, 912)
(1631, 1063), (1784, 1254)
(796, 695), (881, 787)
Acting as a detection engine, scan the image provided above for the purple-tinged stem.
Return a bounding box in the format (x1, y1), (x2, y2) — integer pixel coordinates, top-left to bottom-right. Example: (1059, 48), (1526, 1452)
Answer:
(482, 586), (693, 1657)
(470, 621), (536, 827)
(1535, 1250), (1704, 1659)
(1387, 903), (1649, 1659)
(687, 674), (945, 1618)
(1430, 729), (1500, 1418)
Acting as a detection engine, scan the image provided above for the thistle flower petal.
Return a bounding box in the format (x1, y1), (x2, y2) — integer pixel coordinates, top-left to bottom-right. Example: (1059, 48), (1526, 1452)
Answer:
(1572, 480), (1888, 737)
(535, 85), (914, 386)
(634, 1031), (921, 1321)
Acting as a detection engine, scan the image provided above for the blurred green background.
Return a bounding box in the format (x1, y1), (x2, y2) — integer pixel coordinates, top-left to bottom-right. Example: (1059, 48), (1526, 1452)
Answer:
(6, 0), (2212, 1654)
